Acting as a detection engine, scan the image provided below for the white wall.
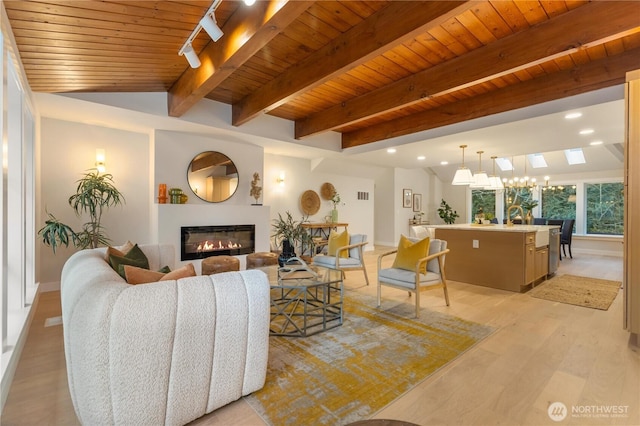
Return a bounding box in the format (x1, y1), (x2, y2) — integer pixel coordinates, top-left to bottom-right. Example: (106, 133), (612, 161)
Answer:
(263, 153), (375, 249)
(38, 118), (152, 285)
(374, 168), (441, 246)
(153, 130), (264, 207)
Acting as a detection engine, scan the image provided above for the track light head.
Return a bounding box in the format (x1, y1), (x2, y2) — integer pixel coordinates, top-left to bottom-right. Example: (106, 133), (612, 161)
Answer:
(182, 44), (201, 68)
(200, 14), (223, 42)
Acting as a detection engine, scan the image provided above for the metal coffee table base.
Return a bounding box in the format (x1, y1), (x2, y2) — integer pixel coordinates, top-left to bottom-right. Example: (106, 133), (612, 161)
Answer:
(270, 281), (342, 337)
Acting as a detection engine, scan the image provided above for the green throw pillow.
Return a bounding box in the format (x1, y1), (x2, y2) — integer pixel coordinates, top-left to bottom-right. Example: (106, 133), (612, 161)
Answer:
(109, 244), (150, 279)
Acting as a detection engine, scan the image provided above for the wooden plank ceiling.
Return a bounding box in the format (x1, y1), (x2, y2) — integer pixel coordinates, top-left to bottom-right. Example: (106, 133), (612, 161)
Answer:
(4, 0), (640, 149)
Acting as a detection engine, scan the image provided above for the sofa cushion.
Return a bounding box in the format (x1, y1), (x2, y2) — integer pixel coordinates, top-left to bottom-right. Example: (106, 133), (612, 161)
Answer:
(123, 265), (165, 284)
(104, 240), (134, 262)
(392, 234), (430, 274)
(123, 263), (196, 285)
(160, 263), (196, 281)
(328, 229), (349, 258)
(109, 244), (150, 279)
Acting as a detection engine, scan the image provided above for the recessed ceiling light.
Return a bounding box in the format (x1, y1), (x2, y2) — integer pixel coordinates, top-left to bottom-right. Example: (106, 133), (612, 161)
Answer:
(565, 112), (583, 119)
(590, 140), (603, 146)
(579, 129), (594, 135)
(417, 155), (425, 160)
(387, 148), (396, 153)
(440, 161), (449, 165)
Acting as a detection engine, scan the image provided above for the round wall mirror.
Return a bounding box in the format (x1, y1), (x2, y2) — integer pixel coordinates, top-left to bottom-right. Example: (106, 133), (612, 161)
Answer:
(187, 151), (239, 203)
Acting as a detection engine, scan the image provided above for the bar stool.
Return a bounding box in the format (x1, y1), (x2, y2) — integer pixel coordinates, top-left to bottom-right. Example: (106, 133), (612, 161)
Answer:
(201, 256), (240, 275)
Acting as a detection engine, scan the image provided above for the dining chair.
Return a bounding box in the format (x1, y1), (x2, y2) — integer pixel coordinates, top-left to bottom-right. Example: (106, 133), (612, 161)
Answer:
(561, 219), (575, 259)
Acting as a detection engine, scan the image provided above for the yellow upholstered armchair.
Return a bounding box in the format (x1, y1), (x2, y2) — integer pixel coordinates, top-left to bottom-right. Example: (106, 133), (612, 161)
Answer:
(313, 234), (370, 286)
(377, 238), (450, 318)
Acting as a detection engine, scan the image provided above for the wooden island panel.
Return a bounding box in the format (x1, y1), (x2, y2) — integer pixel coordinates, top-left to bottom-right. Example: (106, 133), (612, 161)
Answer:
(434, 228), (535, 292)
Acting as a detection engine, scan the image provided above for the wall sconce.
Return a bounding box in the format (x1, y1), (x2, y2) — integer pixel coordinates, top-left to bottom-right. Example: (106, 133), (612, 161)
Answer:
(276, 172), (285, 186)
(95, 148), (106, 173)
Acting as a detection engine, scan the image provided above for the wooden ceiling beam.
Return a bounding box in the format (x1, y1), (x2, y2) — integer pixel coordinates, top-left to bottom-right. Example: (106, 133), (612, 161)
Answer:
(231, 1), (474, 126)
(167, 1), (313, 118)
(342, 46), (640, 148)
(297, 1), (640, 139)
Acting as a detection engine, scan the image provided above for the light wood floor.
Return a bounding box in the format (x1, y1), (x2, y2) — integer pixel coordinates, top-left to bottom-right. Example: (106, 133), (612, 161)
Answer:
(2, 250), (638, 426)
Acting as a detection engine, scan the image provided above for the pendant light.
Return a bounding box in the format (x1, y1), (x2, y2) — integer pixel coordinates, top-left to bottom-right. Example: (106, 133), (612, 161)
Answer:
(470, 151), (491, 188)
(485, 156), (504, 190)
(451, 145), (474, 185)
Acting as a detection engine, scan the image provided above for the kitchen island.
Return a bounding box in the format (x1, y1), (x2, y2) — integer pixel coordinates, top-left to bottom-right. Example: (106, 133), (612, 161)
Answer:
(432, 224), (560, 292)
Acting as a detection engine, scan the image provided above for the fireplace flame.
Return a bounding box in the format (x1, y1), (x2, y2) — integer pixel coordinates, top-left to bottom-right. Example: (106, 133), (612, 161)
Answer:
(196, 240), (242, 253)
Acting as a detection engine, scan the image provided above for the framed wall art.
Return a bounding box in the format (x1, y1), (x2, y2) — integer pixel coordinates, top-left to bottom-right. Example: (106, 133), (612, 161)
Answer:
(403, 188), (412, 208)
(413, 193), (422, 212)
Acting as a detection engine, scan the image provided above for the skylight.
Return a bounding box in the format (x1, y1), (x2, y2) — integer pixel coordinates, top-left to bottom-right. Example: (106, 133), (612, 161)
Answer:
(564, 148), (586, 165)
(495, 157), (513, 171)
(527, 153), (548, 168)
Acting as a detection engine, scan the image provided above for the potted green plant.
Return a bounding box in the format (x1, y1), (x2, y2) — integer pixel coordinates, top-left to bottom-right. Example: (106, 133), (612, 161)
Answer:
(437, 199), (459, 225)
(271, 211), (313, 266)
(38, 169), (125, 253)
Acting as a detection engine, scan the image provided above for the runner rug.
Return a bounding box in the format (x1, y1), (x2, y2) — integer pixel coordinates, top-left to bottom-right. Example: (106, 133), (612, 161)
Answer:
(529, 274), (621, 310)
(244, 291), (494, 425)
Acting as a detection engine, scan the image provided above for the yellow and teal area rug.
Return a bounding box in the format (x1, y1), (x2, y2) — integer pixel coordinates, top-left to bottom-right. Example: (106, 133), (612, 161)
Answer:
(245, 292), (494, 425)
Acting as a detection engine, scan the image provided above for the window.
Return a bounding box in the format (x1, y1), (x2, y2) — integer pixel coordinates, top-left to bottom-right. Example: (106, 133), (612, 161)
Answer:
(471, 189), (496, 221)
(541, 185), (577, 222)
(503, 186), (534, 218)
(585, 182), (624, 235)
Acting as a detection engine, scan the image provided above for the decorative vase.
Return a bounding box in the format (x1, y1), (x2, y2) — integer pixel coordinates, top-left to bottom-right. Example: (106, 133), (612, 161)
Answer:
(158, 183), (168, 204)
(278, 239), (296, 266)
(331, 209), (338, 222)
(526, 210), (533, 225)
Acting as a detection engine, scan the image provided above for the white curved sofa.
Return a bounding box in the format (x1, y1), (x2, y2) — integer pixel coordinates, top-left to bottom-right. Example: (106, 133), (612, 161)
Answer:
(61, 244), (270, 425)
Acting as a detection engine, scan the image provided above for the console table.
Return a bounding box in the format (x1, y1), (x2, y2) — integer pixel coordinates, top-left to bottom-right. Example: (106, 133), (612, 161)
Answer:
(301, 222), (349, 257)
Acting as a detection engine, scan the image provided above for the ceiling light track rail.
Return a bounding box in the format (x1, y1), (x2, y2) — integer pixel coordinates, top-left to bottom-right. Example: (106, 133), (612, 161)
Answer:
(178, 0), (224, 68)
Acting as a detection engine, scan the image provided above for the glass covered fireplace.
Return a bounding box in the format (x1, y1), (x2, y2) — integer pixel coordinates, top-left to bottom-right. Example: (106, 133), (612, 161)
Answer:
(181, 225), (255, 261)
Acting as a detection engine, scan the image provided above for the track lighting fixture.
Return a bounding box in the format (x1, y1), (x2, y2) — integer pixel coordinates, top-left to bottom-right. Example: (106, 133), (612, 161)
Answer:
(181, 44), (201, 68)
(178, 0), (224, 68)
(200, 14), (224, 42)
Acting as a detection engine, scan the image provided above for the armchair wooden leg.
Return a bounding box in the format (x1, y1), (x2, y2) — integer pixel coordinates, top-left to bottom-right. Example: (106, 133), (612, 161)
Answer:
(414, 289), (420, 318)
(442, 282), (450, 306)
(376, 281), (381, 307)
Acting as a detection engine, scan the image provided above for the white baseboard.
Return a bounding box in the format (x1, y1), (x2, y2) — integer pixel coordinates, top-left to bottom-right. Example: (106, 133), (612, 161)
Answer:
(569, 248), (623, 258)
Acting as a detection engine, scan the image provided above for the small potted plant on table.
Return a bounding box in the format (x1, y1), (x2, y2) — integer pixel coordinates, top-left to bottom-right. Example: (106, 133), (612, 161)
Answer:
(272, 211), (313, 266)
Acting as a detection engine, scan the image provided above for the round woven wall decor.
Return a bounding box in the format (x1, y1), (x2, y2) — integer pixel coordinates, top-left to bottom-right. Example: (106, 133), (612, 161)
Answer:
(320, 182), (336, 200)
(300, 190), (321, 215)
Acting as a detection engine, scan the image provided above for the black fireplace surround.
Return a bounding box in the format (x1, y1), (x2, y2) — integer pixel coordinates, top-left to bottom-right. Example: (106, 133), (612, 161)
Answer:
(181, 225), (255, 261)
